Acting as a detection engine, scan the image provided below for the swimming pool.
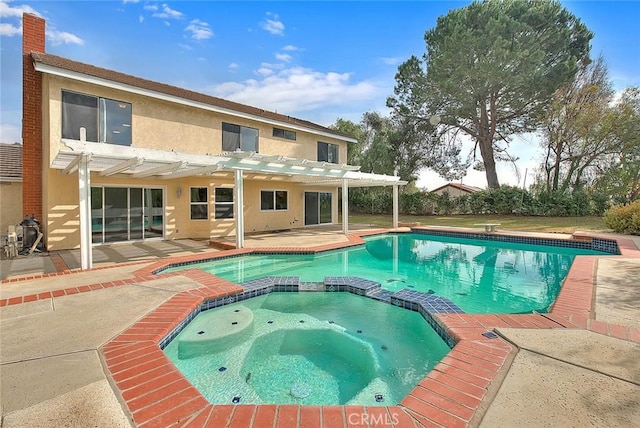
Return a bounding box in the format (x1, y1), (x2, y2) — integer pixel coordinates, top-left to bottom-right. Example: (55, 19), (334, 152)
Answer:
(163, 292), (450, 405)
(165, 233), (611, 314)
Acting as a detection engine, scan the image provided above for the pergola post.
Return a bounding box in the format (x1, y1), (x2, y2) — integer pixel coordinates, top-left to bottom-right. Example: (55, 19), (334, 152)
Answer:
(78, 153), (92, 270)
(392, 184), (399, 229)
(234, 169), (244, 249)
(342, 178), (349, 235)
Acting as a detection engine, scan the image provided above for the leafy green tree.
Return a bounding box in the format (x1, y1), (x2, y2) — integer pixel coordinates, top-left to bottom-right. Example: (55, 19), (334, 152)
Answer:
(592, 88), (640, 204)
(388, 0), (593, 188)
(333, 112), (457, 188)
(540, 56), (619, 192)
(331, 118), (366, 166)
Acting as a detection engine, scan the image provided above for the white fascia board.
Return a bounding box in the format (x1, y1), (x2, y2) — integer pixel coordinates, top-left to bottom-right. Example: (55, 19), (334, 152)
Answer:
(36, 63), (358, 144)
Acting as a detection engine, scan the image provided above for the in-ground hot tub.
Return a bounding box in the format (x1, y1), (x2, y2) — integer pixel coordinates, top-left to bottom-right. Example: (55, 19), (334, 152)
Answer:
(163, 292), (451, 405)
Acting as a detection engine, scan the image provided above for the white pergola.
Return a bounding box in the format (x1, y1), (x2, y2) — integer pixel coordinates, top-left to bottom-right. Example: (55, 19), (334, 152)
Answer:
(53, 138), (407, 270)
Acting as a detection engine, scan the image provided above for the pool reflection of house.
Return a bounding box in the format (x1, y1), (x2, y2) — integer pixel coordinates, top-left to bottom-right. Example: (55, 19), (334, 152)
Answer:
(20, 13), (405, 269)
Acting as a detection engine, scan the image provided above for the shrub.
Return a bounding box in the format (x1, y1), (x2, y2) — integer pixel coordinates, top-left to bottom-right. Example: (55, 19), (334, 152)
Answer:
(589, 192), (610, 216)
(435, 192), (456, 215)
(400, 191), (436, 215)
(603, 199), (640, 235)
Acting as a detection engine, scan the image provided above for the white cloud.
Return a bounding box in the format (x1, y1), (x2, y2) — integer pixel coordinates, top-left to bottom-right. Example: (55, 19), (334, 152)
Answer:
(275, 52), (292, 62)
(153, 3), (183, 19)
(228, 62), (239, 70)
(0, 1), (39, 18)
(0, 2), (83, 44)
(380, 57), (402, 66)
(261, 12), (284, 35)
(138, 15), (144, 23)
(185, 19), (213, 40)
(255, 67), (274, 77)
(0, 0), (38, 36)
(164, 21), (170, 27)
(47, 28), (84, 45)
(178, 43), (192, 51)
(122, 0), (140, 4)
(197, 57), (206, 62)
(0, 22), (21, 36)
(0, 123), (21, 144)
(282, 45), (299, 51)
(209, 67), (379, 114)
(143, 4), (157, 12)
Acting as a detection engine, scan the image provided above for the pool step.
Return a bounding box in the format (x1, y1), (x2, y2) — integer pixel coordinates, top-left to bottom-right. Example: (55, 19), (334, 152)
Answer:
(299, 282), (325, 291)
(367, 289), (393, 303)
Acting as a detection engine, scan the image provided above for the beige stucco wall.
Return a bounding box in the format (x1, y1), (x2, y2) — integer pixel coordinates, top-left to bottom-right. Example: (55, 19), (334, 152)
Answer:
(0, 182), (23, 234)
(44, 75), (348, 164)
(41, 75), (346, 250)
(44, 168), (338, 250)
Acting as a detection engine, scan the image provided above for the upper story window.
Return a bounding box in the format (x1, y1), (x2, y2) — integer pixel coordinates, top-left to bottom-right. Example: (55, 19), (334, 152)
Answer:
(62, 90), (132, 146)
(273, 127), (296, 141)
(317, 141), (339, 163)
(222, 122), (259, 152)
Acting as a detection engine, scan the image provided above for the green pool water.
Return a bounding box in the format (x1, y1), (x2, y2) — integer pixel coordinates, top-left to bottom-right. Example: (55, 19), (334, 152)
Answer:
(163, 292), (450, 405)
(166, 233), (609, 314)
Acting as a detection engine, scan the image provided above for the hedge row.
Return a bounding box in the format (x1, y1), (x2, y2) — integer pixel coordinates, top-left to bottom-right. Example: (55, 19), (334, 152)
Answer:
(349, 186), (612, 217)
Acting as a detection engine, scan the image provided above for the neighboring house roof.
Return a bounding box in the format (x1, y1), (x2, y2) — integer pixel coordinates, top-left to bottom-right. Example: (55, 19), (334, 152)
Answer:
(430, 182), (483, 194)
(30, 52), (356, 143)
(0, 143), (22, 182)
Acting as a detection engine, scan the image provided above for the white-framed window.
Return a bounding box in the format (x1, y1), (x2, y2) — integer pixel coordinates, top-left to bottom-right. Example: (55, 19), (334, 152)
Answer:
(260, 190), (288, 211)
(214, 187), (234, 219)
(61, 90), (132, 146)
(317, 141), (339, 163)
(222, 122), (259, 152)
(273, 127), (296, 141)
(190, 187), (208, 220)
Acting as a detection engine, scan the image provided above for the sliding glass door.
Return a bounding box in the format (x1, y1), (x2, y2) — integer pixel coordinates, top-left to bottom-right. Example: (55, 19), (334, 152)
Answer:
(304, 191), (332, 226)
(144, 189), (164, 239)
(91, 186), (164, 244)
(104, 187), (129, 243)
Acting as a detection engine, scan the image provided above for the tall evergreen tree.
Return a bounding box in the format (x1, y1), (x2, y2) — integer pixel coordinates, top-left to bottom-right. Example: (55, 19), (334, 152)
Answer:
(388, 0), (593, 188)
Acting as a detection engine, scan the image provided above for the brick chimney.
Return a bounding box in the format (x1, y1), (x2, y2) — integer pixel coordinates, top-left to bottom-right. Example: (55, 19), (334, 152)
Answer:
(22, 13), (45, 222)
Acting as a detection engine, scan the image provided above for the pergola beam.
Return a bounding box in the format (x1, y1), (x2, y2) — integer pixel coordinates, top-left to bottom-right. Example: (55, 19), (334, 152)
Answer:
(132, 161), (185, 178)
(99, 157), (143, 176)
(160, 165), (220, 179)
(62, 153), (88, 175)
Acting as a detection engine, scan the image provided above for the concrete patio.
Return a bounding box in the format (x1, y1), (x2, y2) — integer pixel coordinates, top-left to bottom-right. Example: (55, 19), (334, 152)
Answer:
(1, 227), (638, 427)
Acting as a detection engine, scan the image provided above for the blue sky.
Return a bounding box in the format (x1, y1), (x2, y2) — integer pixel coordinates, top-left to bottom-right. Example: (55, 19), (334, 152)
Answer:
(1, 0), (639, 189)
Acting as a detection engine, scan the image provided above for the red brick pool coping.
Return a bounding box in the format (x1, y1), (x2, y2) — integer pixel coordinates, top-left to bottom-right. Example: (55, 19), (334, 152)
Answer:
(2, 230), (639, 427)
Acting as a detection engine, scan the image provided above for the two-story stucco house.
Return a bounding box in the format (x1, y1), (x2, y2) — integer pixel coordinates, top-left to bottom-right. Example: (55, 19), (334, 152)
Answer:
(20, 13), (404, 269)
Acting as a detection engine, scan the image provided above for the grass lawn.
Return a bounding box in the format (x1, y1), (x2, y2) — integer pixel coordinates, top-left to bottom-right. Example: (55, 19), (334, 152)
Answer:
(347, 214), (609, 234)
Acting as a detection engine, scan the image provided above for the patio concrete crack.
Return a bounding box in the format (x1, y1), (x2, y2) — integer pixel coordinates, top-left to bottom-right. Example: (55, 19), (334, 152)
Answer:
(1, 348), (98, 366)
(512, 347), (639, 387)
